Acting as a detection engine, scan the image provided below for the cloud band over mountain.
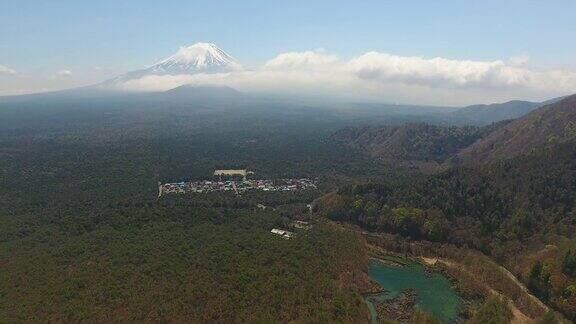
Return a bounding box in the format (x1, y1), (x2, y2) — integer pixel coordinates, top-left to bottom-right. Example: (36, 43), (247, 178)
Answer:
(116, 49), (576, 105)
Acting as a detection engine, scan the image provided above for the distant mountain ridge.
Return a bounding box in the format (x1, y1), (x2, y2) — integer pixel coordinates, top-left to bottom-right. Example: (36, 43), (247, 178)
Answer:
(332, 94), (576, 168)
(449, 100), (541, 125)
(452, 94), (576, 165)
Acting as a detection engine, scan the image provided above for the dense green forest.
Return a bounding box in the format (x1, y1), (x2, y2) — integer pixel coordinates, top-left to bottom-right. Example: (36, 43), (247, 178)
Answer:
(0, 204), (369, 322)
(0, 97), (403, 210)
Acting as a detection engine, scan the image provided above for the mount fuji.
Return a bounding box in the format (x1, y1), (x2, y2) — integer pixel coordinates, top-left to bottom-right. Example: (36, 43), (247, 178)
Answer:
(102, 43), (241, 87)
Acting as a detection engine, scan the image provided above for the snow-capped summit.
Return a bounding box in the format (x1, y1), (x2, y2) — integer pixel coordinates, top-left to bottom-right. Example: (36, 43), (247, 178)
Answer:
(103, 43), (241, 87)
(152, 43), (241, 74)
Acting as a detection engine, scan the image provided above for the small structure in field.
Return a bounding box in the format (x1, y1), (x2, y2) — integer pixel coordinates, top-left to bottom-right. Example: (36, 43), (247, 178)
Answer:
(292, 220), (312, 230)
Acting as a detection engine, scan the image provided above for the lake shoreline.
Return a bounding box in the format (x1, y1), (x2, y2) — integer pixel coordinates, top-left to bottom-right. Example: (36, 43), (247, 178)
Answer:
(364, 254), (461, 323)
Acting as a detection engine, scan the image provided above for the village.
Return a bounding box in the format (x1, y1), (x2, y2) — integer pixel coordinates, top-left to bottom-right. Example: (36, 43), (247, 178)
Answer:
(159, 169), (316, 240)
(159, 169), (318, 196)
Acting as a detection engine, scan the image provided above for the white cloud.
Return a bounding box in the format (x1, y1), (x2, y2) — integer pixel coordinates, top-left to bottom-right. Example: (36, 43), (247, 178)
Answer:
(0, 64), (16, 75)
(115, 50), (576, 106)
(264, 50), (339, 69)
(348, 52), (576, 95)
(57, 69), (73, 77)
(348, 52), (534, 89)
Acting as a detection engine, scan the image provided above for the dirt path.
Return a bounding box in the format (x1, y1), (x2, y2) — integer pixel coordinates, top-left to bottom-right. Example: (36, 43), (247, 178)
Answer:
(496, 261), (549, 312)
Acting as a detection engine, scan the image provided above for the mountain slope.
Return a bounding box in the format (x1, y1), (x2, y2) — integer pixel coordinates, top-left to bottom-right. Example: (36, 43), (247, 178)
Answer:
(163, 84), (244, 98)
(453, 94), (576, 165)
(160, 85), (245, 103)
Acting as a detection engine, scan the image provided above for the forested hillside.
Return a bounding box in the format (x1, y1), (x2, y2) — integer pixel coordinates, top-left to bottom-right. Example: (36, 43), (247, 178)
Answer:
(330, 122), (509, 171)
(317, 95), (576, 319)
(317, 137), (576, 252)
(332, 123), (480, 162)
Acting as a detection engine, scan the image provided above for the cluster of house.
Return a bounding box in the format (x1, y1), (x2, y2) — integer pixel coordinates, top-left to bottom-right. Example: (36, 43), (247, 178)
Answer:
(159, 178), (317, 196)
(237, 179), (317, 192)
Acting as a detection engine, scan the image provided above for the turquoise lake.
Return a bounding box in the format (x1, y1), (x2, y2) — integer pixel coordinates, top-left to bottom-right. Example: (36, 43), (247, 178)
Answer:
(366, 258), (460, 323)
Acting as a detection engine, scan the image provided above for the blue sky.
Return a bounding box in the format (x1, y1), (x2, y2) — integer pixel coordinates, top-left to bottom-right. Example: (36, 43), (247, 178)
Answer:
(1, 0), (576, 103)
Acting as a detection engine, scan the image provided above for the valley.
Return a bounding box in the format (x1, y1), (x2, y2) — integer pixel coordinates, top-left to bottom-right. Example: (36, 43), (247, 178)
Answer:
(1, 93), (574, 322)
(1, 35), (576, 323)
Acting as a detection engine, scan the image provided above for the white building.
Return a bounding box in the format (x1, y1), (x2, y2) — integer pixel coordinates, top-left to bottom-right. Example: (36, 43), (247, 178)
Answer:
(214, 169), (249, 180)
(271, 228), (294, 239)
